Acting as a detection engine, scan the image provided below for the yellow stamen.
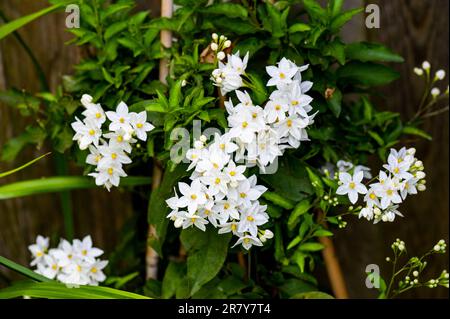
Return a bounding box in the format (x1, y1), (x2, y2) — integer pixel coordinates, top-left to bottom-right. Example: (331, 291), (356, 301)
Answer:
(224, 203), (230, 210)
(117, 135), (123, 142)
(369, 193), (376, 200)
(215, 178), (221, 184)
(108, 168), (114, 175)
(95, 112), (101, 119)
(394, 167), (400, 174)
(240, 193), (246, 198)
(230, 171), (236, 176)
(191, 194), (197, 200)
(91, 267), (97, 273)
(287, 119), (293, 127)
(242, 121), (248, 128)
(220, 143), (225, 150)
(137, 123), (143, 128)
(119, 118), (125, 123)
(279, 72), (286, 79)
(82, 249), (87, 256)
(275, 105), (281, 111)
(36, 251), (43, 257)
(89, 129), (95, 136)
(252, 113), (257, 119)
(292, 100), (299, 106)
(386, 189), (393, 196)
(231, 224), (237, 231)
(247, 216), (254, 222)
(349, 182), (356, 189)
(213, 163), (219, 169)
(111, 153), (117, 160)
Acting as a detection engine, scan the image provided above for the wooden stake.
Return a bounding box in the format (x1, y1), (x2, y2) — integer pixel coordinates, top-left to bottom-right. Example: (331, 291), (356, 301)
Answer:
(145, 0), (173, 280)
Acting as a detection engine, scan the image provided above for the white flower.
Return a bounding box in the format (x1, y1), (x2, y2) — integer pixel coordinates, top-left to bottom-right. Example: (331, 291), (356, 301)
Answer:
(81, 100), (106, 128)
(103, 130), (136, 153)
(237, 203), (269, 237)
(177, 180), (207, 215)
(336, 171), (368, 204)
(359, 207), (374, 221)
(435, 69), (446, 80)
(400, 177), (418, 199)
(364, 187), (380, 208)
(223, 161), (246, 184)
(130, 111), (154, 141)
(374, 177), (403, 209)
(89, 161), (127, 191)
(232, 235), (263, 250)
(106, 101), (134, 137)
(383, 153), (413, 180)
(182, 214), (208, 231)
(73, 235), (104, 263)
(28, 235), (49, 266)
(86, 145), (103, 166)
(71, 117), (102, 150)
(264, 99), (289, 123)
(211, 133), (238, 154)
(88, 260), (108, 285)
(97, 142), (132, 167)
(266, 57), (298, 88)
(218, 221), (240, 235)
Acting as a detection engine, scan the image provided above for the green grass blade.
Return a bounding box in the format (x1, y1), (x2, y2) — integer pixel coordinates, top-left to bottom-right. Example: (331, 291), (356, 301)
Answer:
(0, 176), (151, 200)
(0, 256), (51, 283)
(0, 152), (51, 178)
(0, 281), (151, 299)
(0, 4), (64, 41)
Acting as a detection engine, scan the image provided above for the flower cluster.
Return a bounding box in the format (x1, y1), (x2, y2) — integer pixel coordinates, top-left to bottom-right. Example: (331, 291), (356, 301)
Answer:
(414, 60), (449, 98)
(167, 35), (318, 250)
(28, 235), (108, 286)
(71, 94), (154, 190)
(223, 58), (316, 171)
(167, 133), (272, 250)
(336, 147), (426, 223)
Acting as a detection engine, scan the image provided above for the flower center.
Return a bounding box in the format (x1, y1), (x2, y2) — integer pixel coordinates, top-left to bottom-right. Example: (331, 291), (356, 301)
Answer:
(279, 72), (286, 79)
(215, 178), (221, 184)
(230, 171), (236, 176)
(91, 267), (97, 273)
(95, 155), (101, 162)
(231, 224), (237, 231)
(137, 123), (143, 128)
(95, 112), (101, 119)
(349, 182), (356, 189)
(394, 167), (400, 174)
(82, 249), (87, 256)
(204, 210), (210, 215)
(252, 113), (257, 119)
(117, 136), (123, 142)
(191, 194), (197, 200)
(386, 189), (393, 196)
(247, 216), (254, 222)
(292, 100), (299, 106)
(275, 105), (281, 111)
(242, 121), (248, 128)
(224, 203), (230, 210)
(111, 153), (117, 160)
(119, 117), (125, 123)
(220, 143), (225, 150)
(287, 119), (293, 127)
(240, 193), (246, 198)
(369, 193), (376, 200)
(52, 264), (58, 270)
(108, 168), (114, 175)
(89, 129), (95, 136)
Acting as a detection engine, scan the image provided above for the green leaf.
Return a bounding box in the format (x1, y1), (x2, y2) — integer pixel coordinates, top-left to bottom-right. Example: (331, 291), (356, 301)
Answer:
(0, 3), (65, 40)
(346, 42), (404, 63)
(201, 3), (248, 19)
(148, 165), (189, 255)
(104, 21), (128, 40)
(287, 236), (302, 250)
(161, 261), (186, 299)
(299, 242), (325, 252)
(0, 281), (149, 299)
(260, 157), (314, 202)
(368, 130), (385, 146)
(337, 62), (400, 87)
(0, 176), (150, 200)
(288, 23), (311, 33)
(313, 229), (333, 237)
(323, 40), (346, 65)
(180, 227), (231, 296)
(288, 200), (312, 231)
(0, 256), (51, 282)
(402, 126), (432, 141)
(0, 152), (50, 178)
(302, 0), (327, 23)
(329, 0), (344, 17)
(262, 191), (295, 209)
(330, 8), (363, 31)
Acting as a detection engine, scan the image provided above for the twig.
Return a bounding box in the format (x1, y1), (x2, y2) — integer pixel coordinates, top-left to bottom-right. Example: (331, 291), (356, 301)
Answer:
(145, 0), (173, 280)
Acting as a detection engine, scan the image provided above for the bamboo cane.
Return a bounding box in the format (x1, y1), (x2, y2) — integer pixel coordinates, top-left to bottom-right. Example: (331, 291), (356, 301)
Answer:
(145, 0), (173, 280)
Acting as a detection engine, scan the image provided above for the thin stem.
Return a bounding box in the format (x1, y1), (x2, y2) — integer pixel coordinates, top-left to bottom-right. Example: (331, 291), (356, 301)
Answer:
(422, 106), (449, 118)
(385, 252), (398, 298)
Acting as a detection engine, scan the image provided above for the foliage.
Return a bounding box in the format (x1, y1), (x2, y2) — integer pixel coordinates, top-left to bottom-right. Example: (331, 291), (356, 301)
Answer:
(0, 0), (446, 299)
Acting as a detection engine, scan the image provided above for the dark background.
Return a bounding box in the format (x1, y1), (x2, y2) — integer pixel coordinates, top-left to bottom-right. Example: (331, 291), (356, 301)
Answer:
(0, 0), (448, 298)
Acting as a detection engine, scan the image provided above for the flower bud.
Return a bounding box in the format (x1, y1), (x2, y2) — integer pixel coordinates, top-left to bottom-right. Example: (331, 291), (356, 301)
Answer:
(199, 135), (207, 143)
(224, 40), (231, 48)
(414, 160), (423, 168)
(435, 70), (446, 80)
(415, 171), (426, 179)
(210, 42), (218, 51)
(212, 33), (218, 41)
(217, 51), (226, 60)
(431, 87), (441, 97)
(422, 61), (431, 70)
(413, 271), (419, 277)
(417, 184), (426, 191)
(264, 229), (274, 239)
(414, 67), (424, 76)
(181, 79), (187, 87)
